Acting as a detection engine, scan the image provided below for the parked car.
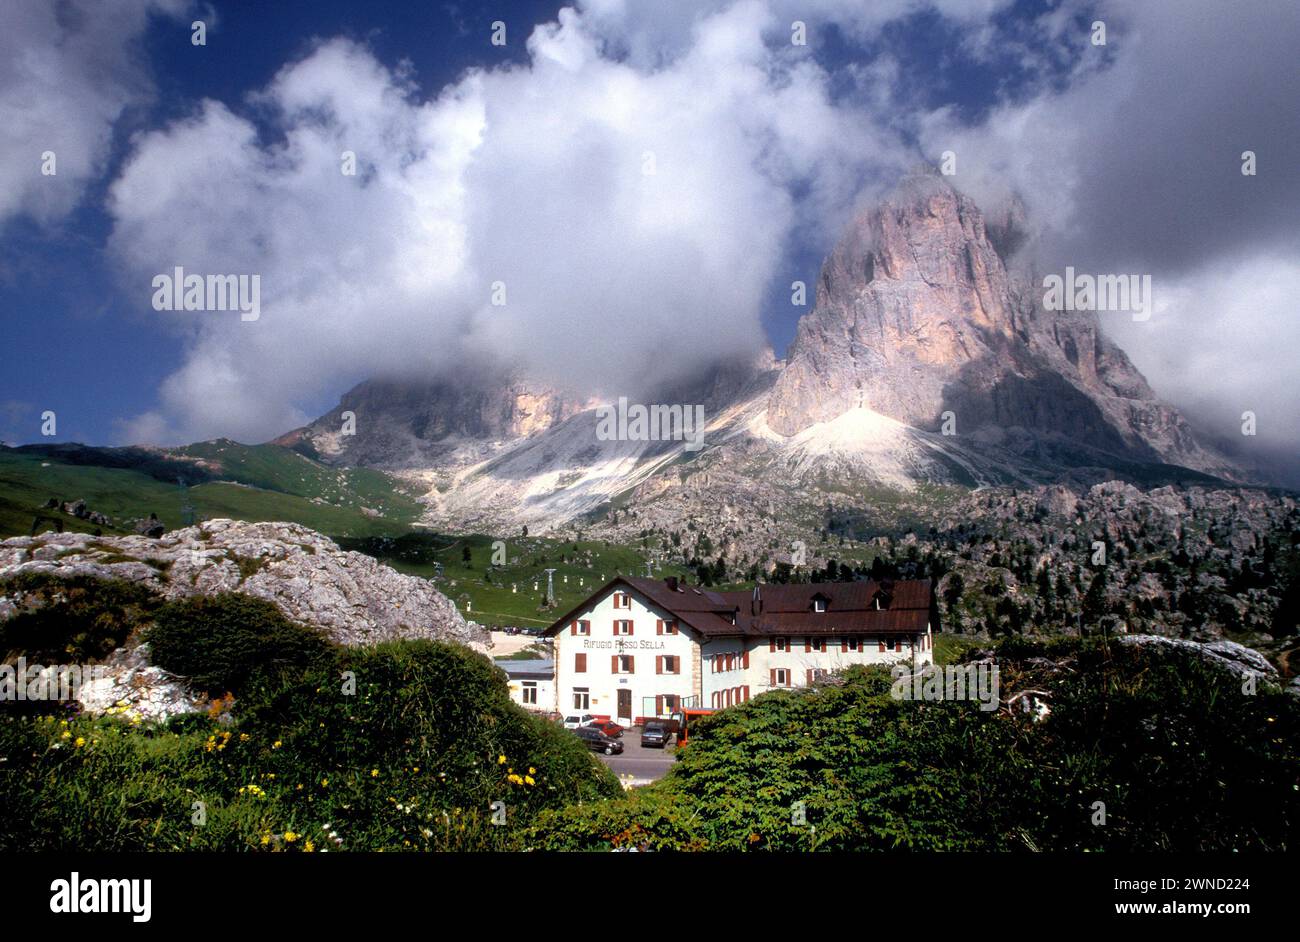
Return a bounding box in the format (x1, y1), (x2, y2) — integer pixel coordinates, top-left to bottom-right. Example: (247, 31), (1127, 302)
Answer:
(563, 713), (597, 729)
(640, 720), (675, 748)
(591, 720), (624, 738)
(574, 725), (624, 755)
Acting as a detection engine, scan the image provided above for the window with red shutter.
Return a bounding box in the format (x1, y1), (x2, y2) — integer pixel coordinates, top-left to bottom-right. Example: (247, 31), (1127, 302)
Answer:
(656, 655), (663, 675)
(611, 655), (619, 673)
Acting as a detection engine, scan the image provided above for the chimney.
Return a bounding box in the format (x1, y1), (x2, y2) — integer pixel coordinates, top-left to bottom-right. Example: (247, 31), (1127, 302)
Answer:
(665, 576), (679, 592)
(751, 584), (763, 616)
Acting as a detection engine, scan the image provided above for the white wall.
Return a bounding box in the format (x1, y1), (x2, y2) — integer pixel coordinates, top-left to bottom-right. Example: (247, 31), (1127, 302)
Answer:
(704, 623), (934, 703)
(505, 676), (554, 713)
(553, 586), (700, 723)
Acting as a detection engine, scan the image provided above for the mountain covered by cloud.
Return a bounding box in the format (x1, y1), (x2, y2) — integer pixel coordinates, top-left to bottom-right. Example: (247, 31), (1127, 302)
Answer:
(1, 0), (1297, 480)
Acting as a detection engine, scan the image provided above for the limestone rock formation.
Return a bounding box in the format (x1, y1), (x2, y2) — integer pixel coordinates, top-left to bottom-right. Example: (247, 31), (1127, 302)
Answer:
(0, 520), (489, 719)
(766, 170), (1235, 478)
(0, 519), (486, 650)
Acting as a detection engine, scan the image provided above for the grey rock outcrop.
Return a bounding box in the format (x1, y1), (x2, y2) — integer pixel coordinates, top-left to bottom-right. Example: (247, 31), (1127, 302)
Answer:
(0, 519), (487, 650)
(0, 520), (489, 719)
(766, 170), (1236, 478)
(1116, 634), (1278, 681)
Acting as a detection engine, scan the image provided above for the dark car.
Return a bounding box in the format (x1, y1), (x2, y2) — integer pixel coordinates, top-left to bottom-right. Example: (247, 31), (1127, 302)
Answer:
(640, 720), (675, 748)
(574, 725), (624, 755)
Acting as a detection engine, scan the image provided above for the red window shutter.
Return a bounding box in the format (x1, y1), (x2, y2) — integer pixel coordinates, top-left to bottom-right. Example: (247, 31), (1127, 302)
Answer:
(575, 653), (586, 673)
(570, 621), (577, 635)
(878, 639), (885, 652)
(769, 638), (775, 653)
(743, 685), (749, 702)
(628, 655), (635, 673)
(655, 695), (663, 715)
(769, 668), (776, 686)
(627, 620), (634, 636)
(803, 637), (810, 652)
(611, 655), (619, 673)
(743, 651), (750, 669)
(670, 619), (678, 634)
(656, 656), (663, 675)
(840, 637), (847, 652)
(656, 619), (663, 635)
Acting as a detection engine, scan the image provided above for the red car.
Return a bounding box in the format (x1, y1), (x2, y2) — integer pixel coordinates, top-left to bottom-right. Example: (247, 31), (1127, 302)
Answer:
(587, 720), (624, 738)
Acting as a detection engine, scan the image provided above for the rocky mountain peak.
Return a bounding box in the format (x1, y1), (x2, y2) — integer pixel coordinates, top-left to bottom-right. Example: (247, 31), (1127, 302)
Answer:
(766, 171), (1236, 479)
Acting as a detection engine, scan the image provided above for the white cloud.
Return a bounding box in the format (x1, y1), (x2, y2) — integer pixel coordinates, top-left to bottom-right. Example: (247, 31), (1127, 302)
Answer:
(0, 0), (192, 227)
(1106, 255), (1300, 458)
(106, 4), (912, 443)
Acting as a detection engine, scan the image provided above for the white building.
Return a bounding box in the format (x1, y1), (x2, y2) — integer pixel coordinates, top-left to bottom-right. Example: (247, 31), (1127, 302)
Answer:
(495, 659), (555, 713)
(543, 576), (936, 727)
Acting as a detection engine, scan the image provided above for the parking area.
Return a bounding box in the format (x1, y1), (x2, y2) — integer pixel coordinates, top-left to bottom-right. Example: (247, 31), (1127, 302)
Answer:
(596, 725), (677, 785)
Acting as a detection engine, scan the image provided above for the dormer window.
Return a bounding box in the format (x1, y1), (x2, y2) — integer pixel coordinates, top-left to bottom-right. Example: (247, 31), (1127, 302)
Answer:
(814, 599), (827, 613)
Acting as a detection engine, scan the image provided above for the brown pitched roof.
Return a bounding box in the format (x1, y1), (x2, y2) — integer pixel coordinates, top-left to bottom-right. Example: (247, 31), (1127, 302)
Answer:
(543, 576), (935, 638)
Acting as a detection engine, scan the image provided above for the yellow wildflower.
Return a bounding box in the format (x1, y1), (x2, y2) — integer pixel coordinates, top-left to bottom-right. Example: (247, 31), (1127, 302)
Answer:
(284, 831), (299, 843)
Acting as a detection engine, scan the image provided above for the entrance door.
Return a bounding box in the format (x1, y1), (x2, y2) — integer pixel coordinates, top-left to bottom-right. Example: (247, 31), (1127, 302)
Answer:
(617, 688), (632, 726)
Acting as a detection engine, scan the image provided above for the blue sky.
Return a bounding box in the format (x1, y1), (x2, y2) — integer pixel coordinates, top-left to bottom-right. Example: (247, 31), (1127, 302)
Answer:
(1, 0), (1297, 453)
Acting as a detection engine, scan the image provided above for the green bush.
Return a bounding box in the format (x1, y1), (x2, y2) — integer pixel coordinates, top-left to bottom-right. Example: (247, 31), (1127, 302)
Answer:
(0, 640), (622, 851)
(144, 593), (332, 698)
(0, 573), (162, 664)
(529, 639), (1300, 852)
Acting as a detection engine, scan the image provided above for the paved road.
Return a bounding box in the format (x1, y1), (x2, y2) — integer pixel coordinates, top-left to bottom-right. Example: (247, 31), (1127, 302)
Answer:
(597, 728), (677, 784)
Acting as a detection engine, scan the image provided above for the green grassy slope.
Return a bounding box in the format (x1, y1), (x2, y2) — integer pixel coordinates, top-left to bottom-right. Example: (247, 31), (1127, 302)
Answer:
(0, 448), (416, 539)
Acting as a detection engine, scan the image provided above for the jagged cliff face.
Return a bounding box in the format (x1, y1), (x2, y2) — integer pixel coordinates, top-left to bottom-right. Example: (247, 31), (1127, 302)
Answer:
(767, 172), (1233, 477)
